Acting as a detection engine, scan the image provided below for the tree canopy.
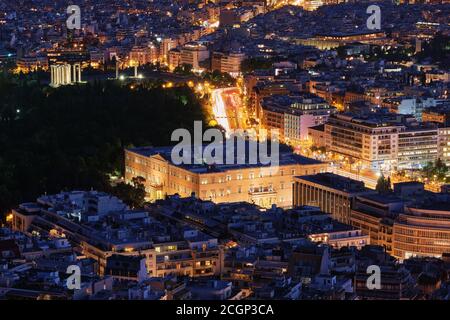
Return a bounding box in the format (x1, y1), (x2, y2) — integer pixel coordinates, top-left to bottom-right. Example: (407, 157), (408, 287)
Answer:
(0, 73), (207, 215)
(376, 174), (392, 194)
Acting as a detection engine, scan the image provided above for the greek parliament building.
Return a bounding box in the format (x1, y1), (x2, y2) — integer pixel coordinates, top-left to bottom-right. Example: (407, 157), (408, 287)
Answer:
(293, 173), (450, 261)
(124, 143), (327, 208)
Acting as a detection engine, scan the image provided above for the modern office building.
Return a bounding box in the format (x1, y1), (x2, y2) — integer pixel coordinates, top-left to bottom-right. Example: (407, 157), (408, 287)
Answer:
(293, 173), (375, 224)
(397, 125), (438, 170)
(129, 45), (159, 65)
(179, 42), (210, 72)
(261, 94), (335, 145)
(422, 105), (450, 125)
(211, 51), (245, 77)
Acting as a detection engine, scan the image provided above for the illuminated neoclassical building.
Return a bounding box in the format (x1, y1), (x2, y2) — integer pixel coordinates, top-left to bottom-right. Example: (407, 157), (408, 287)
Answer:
(125, 143), (327, 208)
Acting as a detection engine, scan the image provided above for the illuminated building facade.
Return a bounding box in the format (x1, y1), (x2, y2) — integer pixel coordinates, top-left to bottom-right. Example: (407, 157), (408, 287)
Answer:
(438, 127), (450, 168)
(308, 228), (370, 249)
(350, 194), (403, 256)
(324, 113), (439, 171)
(261, 94), (335, 145)
(397, 126), (438, 170)
(211, 52), (245, 77)
(393, 200), (450, 260)
(129, 45), (159, 65)
(293, 173), (375, 224)
(180, 42), (210, 72)
(16, 55), (48, 73)
(50, 63), (82, 88)
(325, 113), (401, 171)
(125, 145), (327, 208)
(422, 106), (450, 125)
(143, 238), (221, 278)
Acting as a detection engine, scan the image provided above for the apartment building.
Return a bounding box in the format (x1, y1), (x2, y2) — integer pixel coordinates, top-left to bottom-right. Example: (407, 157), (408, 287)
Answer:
(423, 106), (450, 124)
(11, 193), (222, 278)
(129, 45), (159, 65)
(125, 144), (327, 208)
(168, 48), (182, 70)
(142, 231), (221, 278)
(211, 51), (245, 77)
(324, 113), (439, 171)
(180, 42), (209, 72)
(438, 127), (450, 168)
(293, 167), (450, 260)
(261, 94), (336, 146)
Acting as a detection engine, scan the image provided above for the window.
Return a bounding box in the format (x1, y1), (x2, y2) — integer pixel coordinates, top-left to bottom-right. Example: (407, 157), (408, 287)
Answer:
(226, 175), (232, 181)
(236, 174), (243, 180)
(249, 172), (254, 179)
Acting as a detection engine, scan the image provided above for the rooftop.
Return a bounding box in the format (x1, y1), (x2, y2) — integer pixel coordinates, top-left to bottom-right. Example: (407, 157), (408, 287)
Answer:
(127, 142), (323, 173)
(295, 173), (372, 194)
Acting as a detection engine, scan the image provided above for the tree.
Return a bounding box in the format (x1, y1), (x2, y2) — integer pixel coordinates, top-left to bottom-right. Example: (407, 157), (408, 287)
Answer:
(240, 58), (273, 73)
(110, 177), (146, 208)
(423, 158), (448, 182)
(174, 63), (193, 75)
(376, 174), (392, 194)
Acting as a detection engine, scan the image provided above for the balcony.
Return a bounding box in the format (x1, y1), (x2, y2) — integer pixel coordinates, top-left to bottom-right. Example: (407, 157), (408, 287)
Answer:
(248, 187), (277, 197)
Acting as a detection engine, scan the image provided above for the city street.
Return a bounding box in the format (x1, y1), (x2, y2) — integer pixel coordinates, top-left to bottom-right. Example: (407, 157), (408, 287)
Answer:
(211, 87), (247, 134)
